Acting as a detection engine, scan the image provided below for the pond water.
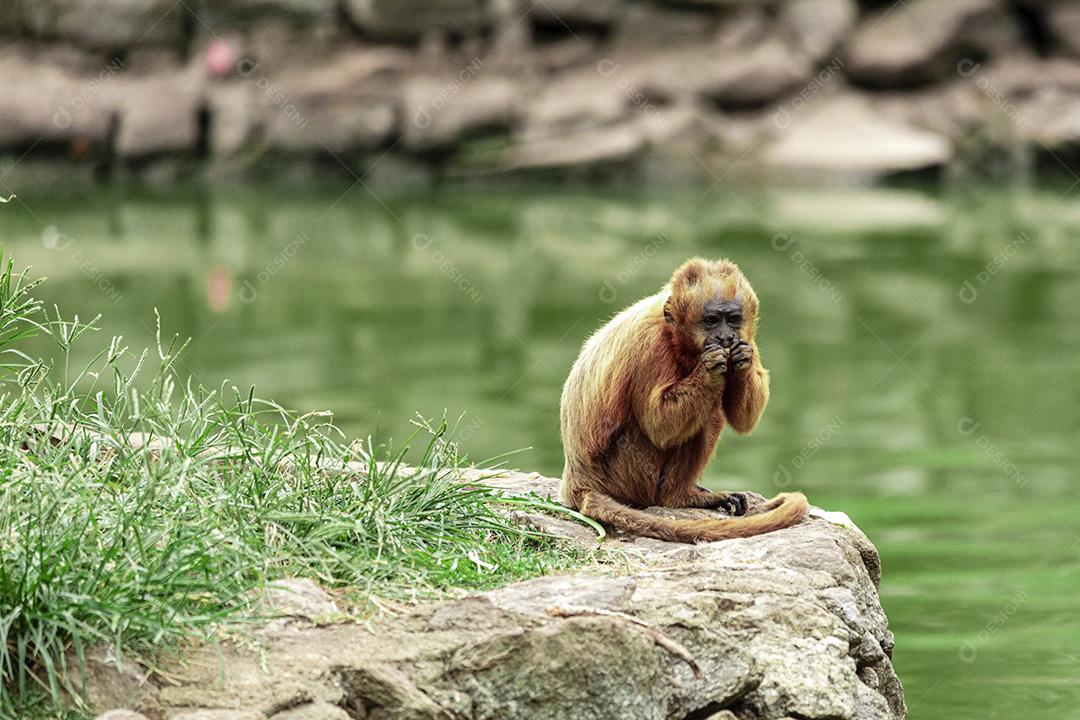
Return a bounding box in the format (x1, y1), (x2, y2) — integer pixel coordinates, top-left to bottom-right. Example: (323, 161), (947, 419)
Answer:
(5, 183), (1079, 718)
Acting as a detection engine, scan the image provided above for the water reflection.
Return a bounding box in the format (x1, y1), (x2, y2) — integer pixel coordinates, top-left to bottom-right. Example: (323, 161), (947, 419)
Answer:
(5, 184), (1080, 718)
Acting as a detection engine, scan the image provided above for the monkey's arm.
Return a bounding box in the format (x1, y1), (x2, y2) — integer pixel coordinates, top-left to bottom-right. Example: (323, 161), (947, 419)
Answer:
(722, 342), (769, 434)
(635, 367), (718, 449)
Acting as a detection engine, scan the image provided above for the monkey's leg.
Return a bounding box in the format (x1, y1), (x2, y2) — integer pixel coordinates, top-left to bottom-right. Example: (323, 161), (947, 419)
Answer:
(668, 487), (750, 515)
(652, 434), (748, 515)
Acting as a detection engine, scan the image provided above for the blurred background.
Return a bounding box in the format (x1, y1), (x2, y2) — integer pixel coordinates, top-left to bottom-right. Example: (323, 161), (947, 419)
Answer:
(2, 0), (1080, 718)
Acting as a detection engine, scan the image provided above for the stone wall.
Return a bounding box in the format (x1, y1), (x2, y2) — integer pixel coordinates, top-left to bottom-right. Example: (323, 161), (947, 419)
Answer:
(1, 0), (1078, 186)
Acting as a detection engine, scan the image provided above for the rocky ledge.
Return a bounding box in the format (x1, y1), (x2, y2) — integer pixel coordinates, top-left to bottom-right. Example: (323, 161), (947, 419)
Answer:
(88, 470), (905, 720)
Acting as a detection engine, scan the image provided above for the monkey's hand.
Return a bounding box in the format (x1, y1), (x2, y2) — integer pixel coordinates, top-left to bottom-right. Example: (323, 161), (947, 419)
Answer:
(702, 345), (729, 376)
(728, 339), (754, 372)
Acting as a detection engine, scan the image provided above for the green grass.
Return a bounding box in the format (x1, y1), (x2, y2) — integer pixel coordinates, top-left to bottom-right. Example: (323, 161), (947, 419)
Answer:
(0, 255), (600, 716)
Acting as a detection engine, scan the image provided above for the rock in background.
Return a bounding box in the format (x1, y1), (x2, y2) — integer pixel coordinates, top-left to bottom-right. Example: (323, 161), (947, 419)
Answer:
(0, 0), (1076, 186)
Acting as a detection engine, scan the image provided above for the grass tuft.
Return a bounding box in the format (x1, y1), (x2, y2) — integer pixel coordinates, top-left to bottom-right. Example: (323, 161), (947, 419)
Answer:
(0, 253), (594, 715)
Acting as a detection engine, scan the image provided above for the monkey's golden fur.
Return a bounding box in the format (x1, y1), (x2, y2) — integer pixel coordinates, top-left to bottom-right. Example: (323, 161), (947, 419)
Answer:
(559, 257), (807, 543)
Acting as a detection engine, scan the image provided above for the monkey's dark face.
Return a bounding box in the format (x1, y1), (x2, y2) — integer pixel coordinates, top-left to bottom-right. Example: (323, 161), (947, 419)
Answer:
(701, 299), (744, 350)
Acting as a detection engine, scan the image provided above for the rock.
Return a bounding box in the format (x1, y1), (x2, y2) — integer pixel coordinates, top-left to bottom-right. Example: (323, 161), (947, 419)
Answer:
(205, 83), (257, 157)
(256, 50), (405, 154)
(1016, 87), (1080, 148)
(169, 712), (265, 720)
(531, 0), (619, 26)
(779, 0), (857, 62)
(268, 702), (350, 720)
(1046, 1), (1080, 57)
(262, 578), (339, 620)
(79, 470), (905, 720)
(628, 38), (814, 110)
(195, 0), (339, 26)
(94, 711), (150, 720)
(764, 94), (953, 177)
(0, 41), (127, 152)
(113, 71), (204, 157)
(344, 0), (488, 41)
(703, 37), (814, 109)
(25, 0), (185, 48)
(402, 75), (519, 150)
(845, 0), (1022, 87)
(612, 3), (718, 51)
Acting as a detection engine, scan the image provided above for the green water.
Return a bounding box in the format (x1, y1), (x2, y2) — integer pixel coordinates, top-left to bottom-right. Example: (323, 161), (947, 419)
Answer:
(4, 184), (1079, 718)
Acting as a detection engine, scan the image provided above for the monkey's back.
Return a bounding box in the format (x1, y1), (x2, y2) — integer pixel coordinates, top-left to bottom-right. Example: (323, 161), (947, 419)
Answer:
(560, 291), (667, 475)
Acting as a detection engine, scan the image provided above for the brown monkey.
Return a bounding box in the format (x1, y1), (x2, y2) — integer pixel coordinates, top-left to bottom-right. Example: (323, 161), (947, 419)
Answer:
(559, 257), (807, 543)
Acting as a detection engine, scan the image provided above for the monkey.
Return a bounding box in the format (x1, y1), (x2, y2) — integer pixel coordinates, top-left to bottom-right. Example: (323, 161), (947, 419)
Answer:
(558, 257), (807, 543)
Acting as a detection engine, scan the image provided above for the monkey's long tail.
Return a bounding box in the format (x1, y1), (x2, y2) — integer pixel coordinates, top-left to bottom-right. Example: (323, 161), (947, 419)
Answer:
(578, 490), (808, 543)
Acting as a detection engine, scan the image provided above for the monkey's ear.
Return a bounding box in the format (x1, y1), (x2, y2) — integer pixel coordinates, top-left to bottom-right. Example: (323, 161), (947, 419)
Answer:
(663, 297), (674, 323)
(670, 258), (707, 293)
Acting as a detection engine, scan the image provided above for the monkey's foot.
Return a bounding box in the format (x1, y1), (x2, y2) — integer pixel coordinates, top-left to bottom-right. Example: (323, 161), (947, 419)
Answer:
(692, 488), (751, 515)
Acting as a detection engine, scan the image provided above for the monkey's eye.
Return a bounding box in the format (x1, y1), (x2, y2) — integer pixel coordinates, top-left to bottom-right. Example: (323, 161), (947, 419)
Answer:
(729, 314), (742, 325)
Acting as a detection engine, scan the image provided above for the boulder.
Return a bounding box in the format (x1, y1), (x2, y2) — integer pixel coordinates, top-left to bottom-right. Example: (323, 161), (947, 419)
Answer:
(531, 0), (620, 26)
(779, 0), (858, 63)
(344, 0), (488, 41)
(0, 43), (117, 146)
(194, 0), (339, 26)
(844, 0), (1022, 87)
(629, 38), (814, 110)
(764, 94), (954, 177)
(402, 75), (520, 150)
(112, 71), (204, 157)
(79, 470), (905, 720)
(612, 3), (719, 51)
(1046, 1), (1080, 57)
(255, 49), (407, 154)
(24, 0), (185, 48)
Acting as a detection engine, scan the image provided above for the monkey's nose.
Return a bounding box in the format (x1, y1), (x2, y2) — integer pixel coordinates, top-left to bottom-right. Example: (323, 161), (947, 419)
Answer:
(719, 336), (735, 348)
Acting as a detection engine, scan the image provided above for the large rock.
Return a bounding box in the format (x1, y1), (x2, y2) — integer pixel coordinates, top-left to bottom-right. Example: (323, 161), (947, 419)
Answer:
(25, 0), (185, 48)
(1046, 1), (1080, 57)
(255, 49), (408, 154)
(80, 470), (905, 720)
(626, 38), (814, 110)
(402, 75), (520, 150)
(779, 0), (858, 63)
(194, 0), (340, 26)
(764, 94), (953, 177)
(344, 0), (488, 41)
(0, 45), (115, 146)
(844, 0), (1022, 87)
(113, 71), (204, 157)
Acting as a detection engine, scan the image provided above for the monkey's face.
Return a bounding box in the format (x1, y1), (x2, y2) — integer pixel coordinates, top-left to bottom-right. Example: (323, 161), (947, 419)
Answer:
(663, 257), (759, 357)
(701, 299), (744, 350)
